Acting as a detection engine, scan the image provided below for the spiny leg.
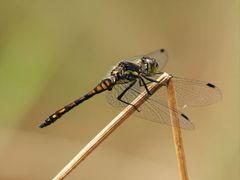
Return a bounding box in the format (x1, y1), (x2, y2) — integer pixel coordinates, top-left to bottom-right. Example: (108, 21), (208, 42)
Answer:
(138, 74), (159, 87)
(138, 76), (152, 95)
(117, 80), (140, 111)
(141, 74), (160, 83)
(139, 79), (151, 86)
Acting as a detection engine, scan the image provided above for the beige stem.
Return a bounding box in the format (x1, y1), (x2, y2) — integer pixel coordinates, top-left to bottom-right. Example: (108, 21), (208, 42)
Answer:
(53, 73), (172, 180)
(167, 79), (189, 180)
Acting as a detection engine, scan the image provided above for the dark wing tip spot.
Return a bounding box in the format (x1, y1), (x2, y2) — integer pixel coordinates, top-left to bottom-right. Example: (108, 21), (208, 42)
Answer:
(181, 113), (189, 120)
(160, 49), (165, 52)
(207, 83), (216, 88)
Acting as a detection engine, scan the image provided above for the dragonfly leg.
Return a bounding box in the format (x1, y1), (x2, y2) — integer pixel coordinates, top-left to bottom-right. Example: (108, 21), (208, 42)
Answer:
(139, 79), (151, 86)
(117, 80), (140, 112)
(138, 76), (152, 95)
(142, 74), (160, 83)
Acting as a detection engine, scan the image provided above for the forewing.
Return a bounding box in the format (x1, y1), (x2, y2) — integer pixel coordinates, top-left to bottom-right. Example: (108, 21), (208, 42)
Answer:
(139, 74), (222, 107)
(106, 79), (194, 130)
(171, 76), (222, 107)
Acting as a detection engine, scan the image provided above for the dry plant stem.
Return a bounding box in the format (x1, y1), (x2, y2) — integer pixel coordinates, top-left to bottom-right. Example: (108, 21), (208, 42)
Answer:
(167, 79), (189, 180)
(53, 73), (171, 180)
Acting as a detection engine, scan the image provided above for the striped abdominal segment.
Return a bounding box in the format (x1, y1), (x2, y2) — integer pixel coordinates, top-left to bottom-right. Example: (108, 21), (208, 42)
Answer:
(39, 78), (114, 128)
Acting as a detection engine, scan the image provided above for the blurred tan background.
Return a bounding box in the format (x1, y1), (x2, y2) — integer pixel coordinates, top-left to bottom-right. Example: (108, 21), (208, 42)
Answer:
(0, 0), (239, 180)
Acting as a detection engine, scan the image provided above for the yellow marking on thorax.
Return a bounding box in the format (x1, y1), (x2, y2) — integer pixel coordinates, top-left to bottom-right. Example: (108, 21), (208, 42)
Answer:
(125, 70), (139, 76)
(132, 71), (139, 76)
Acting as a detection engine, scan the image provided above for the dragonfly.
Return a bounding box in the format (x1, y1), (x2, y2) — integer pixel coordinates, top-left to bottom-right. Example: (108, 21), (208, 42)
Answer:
(39, 49), (222, 129)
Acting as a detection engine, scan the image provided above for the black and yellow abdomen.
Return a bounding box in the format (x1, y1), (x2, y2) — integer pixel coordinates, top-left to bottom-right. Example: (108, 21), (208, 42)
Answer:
(39, 78), (114, 128)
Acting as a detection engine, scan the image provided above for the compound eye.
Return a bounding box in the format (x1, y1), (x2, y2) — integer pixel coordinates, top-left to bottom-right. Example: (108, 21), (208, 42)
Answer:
(141, 56), (147, 62)
(142, 56), (151, 61)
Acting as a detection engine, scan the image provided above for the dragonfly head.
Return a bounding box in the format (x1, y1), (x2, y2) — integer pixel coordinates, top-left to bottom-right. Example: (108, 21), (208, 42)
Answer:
(141, 56), (159, 74)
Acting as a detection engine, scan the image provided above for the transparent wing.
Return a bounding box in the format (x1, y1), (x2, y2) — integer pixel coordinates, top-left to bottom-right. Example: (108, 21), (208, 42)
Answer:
(124, 49), (168, 71)
(106, 82), (139, 108)
(171, 76), (222, 107)
(134, 93), (195, 130)
(106, 79), (194, 130)
(106, 74), (222, 129)
(138, 74), (222, 107)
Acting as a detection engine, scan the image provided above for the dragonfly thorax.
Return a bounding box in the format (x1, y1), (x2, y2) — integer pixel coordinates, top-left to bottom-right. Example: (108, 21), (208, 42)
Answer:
(110, 61), (141, 83)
